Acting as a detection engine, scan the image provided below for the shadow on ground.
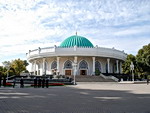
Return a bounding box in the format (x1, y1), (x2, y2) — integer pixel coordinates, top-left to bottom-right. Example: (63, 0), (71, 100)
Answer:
(0, 86), (150, 113)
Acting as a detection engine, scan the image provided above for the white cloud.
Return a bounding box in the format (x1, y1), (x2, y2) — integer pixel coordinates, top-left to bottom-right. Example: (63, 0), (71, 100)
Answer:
(0, 0), (150, 67)
(114, 25), (150, 36)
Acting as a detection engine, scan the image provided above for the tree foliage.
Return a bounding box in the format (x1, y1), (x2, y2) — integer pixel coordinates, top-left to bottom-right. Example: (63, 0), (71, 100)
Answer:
(122, 54), (136, 75)
(136, 43), (150, 74)
(2, 61), (11, 69)
(11, 59), (26, 76)
(123, 43), (150, 76)
(0, 66), (7, 77)
(1, 59), (29, 76)
(23, 60), (29, 67)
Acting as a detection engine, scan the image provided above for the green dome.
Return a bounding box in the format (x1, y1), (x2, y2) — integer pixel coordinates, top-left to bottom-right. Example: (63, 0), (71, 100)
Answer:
(60, 35), (94, 48)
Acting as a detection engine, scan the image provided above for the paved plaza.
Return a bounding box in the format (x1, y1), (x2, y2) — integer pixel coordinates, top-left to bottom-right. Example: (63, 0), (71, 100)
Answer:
(0, 82), (150, 113)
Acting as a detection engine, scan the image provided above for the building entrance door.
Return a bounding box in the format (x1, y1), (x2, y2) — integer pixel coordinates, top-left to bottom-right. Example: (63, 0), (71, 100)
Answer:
(65, 70), (72, 75)
(80, 70), (87, 75)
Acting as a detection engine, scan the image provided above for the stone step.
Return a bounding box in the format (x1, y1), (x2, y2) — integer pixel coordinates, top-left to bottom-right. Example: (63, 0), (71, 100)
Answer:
(71, 75), (115, 82)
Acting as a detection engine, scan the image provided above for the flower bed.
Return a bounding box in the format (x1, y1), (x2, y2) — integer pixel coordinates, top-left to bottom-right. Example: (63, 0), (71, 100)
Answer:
(5, 82), (13, 86)
(49, 83), (64, 86)
(31, 83), (64, 87)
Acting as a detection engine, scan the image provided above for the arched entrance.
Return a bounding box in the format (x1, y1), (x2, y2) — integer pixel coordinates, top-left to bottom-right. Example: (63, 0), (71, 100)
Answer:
(95, 61), (101, 75)
(51, 61), (57, 75)
(80, 70), (87, 75)
(64, 60), (72, 76)
(79, 60), (88, 75)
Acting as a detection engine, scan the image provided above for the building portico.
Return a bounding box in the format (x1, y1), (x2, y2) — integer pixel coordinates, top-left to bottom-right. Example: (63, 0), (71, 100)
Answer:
(30, 56), (124, 76)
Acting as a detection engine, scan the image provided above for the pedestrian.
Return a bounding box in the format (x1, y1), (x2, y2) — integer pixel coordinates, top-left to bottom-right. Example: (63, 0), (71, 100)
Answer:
(0, 76), (2, 87)
(42, 78), (45, 88)
(3, 77), (6, 87)
(46, 78), (49, 88)
(34, 77), (37, 88)
(38, 78), (41, 88)
(147, 78), (149, 85)
(20, 77), (24, 88)
(13, 78), (16, 88)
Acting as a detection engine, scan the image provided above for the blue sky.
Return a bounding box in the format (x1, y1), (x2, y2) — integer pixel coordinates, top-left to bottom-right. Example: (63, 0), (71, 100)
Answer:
(0, 0), (150, 68)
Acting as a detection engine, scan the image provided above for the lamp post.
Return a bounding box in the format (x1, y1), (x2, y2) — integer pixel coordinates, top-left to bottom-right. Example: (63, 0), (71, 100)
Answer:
(73, 63), (77, 85)
(130, 62), (134, 82)
(6, 65), (10, 82)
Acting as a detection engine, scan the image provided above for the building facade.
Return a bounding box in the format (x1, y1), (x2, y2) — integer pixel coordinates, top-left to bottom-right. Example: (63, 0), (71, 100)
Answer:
(27, 35), (127, 76)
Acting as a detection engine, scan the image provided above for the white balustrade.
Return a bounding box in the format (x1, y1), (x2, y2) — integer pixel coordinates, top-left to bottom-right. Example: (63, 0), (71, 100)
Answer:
(27, 46), (127, 61)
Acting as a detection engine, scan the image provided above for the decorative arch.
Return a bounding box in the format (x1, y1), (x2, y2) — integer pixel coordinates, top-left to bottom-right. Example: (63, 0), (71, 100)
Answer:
(51, 61), (57, 69)
(95, 61), (101, 72)
(64, 60), (72, 69)
(79, 60), (88, 69)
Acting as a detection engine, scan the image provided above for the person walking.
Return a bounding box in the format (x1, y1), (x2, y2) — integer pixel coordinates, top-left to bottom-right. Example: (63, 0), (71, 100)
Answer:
(20, 77), (24, 88)
(42, 78), (45, 88)
(0, 76), (2, 87)
(34, 77), (37, 88)
(3, 77), (6, 87)
(13, 78), (16, 88)
(147, 77), (149, 85)
(46, 78), (49, 88)
(38, 78), (41, 88)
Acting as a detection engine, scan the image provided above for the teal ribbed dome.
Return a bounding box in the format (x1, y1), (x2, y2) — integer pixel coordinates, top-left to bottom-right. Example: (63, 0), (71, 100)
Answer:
(60, 35), (94, 47)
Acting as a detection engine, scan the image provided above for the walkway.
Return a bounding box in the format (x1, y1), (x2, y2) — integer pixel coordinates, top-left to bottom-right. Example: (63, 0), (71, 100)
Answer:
(0, 82), (150, 113)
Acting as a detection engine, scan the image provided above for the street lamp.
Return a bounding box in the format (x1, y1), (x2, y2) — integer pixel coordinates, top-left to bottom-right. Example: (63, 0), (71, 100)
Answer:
(6, 65), (10, 82)
(73, 63), (77, 85)
(130, 62), (134, 82)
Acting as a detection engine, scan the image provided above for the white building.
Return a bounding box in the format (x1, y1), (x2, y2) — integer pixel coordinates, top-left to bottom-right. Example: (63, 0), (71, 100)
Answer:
(26, 34), (127, 76)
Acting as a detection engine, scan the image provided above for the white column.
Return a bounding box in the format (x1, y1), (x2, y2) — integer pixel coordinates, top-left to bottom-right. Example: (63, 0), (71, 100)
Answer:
(74, 56), (77, 63)
(40, 63), (42, 75)
(42, 58), (46, 75)
(31, 62), (34, 73)
(57, 57), (60, 73)
(34, 60), (36, 75)
(120, 62), (122, 74)
(74, 56), (78, 75)
(37, 64), (39, 75)
(116, 60), (119, 73)
(92, 57), (95, 75)
(37, 63), (40, 75)
(107, 58), (110, 73)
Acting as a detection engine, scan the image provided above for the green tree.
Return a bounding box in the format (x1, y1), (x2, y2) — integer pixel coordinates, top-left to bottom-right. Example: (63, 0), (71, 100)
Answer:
(136, 43), (150, 75)
(9, 67), (16, 76)
(11, 59), (26, 76)
(2, 61), (11, 69)
(0, 66), (7, 77)
(122, 54), (136, 75)
(23, 60), (29, 67)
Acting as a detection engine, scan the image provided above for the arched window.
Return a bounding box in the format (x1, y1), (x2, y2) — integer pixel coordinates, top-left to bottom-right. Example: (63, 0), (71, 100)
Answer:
(95, 61), (101, 72)
(51, 61), (57, 69)
(79, 60), (88, 69)
(64, 60), (72, 69)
